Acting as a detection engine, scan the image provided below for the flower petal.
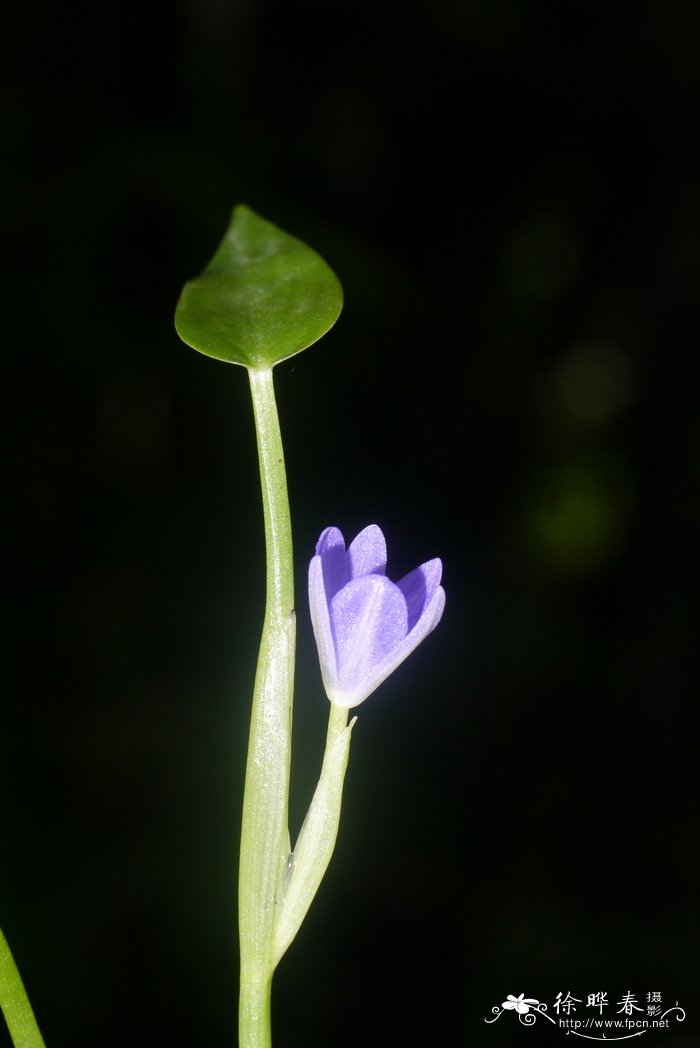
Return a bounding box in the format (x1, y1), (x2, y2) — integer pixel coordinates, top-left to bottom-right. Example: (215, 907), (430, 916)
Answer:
(347, 524), (387, 579)
(308, 552), (339, 695)
(397, 558), (443, 631)
(316, 526), (350, 603)
(361, 584), (445, 698)
(328, 575), (407, 707)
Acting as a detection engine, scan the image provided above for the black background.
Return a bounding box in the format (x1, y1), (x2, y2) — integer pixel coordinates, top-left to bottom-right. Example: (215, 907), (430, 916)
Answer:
(3, 1), (698, 1046)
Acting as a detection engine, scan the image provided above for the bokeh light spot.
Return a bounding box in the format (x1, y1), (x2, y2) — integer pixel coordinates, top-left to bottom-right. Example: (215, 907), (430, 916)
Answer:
(552, 341), (637, 426)
(525, 458), (633, 577)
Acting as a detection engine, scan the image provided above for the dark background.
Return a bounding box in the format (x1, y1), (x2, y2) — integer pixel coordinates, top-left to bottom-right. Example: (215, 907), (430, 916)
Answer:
(3, 1), (698, 1046)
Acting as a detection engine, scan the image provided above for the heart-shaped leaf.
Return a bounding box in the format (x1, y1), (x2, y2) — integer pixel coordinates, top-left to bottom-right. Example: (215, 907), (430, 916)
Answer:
(175, 205), (343, 369)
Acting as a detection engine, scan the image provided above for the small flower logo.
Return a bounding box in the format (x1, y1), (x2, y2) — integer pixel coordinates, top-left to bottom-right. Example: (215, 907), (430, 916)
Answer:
(502, 993), (540, 1014)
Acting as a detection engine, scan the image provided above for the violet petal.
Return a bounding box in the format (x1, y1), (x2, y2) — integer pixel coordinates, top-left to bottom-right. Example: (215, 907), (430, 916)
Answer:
(308, 552), (339, 695)
(397, 558), (443, 631)
(358, 583), (445, 701)
(316, 526), (350, 603)
(329, 575), (407, 706)
(347, 524), (387, 579)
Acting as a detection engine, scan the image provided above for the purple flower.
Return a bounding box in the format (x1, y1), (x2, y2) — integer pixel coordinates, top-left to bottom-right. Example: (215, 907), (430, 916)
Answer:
(308, 525), (445, 708)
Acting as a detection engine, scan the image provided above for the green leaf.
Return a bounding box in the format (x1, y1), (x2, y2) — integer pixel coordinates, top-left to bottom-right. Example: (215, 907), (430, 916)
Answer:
(175, 205), (343, 369)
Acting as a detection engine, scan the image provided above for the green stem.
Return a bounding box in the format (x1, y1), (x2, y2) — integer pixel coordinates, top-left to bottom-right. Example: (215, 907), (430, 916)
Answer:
(238, 368), (295, 1048)
(0, 928), (46, 1048)
(272, 702), (351, 968)
(326, 701), (349, 746)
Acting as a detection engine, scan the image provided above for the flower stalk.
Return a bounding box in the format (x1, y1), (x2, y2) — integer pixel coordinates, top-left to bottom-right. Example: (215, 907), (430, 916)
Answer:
(272, 701), (353, 967)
